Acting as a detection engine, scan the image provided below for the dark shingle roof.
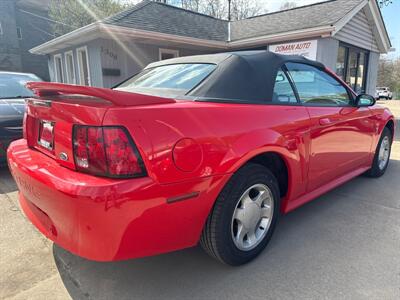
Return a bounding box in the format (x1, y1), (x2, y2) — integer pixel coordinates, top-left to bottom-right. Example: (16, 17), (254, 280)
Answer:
(103, 0), (228, 41)
(230, 0), (364, 41)
(103, 0), (365, 42)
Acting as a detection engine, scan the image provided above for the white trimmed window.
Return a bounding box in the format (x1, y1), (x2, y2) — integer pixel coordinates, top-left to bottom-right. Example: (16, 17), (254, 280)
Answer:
(77, 46), (91, 86)
(64, 51), (76, 84)
(159, 48), (179, 60)
(54, 54), (64, 83)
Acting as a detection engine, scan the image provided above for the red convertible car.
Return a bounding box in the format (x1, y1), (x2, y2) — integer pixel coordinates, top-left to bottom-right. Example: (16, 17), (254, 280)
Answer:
(7, 51), (394, 265)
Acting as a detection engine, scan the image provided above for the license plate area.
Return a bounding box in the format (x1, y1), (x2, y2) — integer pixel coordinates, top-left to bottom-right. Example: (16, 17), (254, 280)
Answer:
(38, 120), (55, 151)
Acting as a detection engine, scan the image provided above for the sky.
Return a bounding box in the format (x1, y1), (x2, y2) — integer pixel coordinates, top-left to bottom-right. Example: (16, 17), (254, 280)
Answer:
(259, 0), (326, 12)
(379, 0), (400, 59)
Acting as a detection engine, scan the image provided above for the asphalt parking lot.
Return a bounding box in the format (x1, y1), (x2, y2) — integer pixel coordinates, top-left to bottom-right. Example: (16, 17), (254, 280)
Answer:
(1, 101), (399, 300)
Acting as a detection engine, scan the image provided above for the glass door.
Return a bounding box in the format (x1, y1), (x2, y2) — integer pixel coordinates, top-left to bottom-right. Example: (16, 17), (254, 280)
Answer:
(356, 52), (367, 93)
(346, 50), (358, 91)
(336, 44), (369, 94)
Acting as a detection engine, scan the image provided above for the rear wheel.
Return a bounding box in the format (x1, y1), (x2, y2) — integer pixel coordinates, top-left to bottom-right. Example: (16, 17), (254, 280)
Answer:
(366, 127), (392, 177)
(200, 163), (280, 265)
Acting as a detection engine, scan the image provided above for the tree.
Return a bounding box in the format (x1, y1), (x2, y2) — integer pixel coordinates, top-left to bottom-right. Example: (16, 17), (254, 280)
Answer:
(168, 0), (264, 20)
(179, 0), (201, 11)
(49, 0), (128, 36)
(230, 0), (264, 20)
(280, 1), (297, 10)
(377, 57), (400, 98)
(378, 0), (393, 8)
(49, 0), (264, 37)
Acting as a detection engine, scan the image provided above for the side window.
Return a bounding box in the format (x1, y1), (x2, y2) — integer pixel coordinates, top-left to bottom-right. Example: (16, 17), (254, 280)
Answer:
(272, 69), (297, 104)
(285, 62), (351, 106)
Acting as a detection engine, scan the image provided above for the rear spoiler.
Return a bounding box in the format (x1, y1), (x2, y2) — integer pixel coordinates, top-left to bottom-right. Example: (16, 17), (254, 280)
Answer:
(26, 82), (176, 107)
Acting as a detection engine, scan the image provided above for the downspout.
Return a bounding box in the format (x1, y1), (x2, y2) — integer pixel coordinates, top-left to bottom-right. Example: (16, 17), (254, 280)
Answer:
(228, 0), (231, 42)
(228, 21), (231, 42)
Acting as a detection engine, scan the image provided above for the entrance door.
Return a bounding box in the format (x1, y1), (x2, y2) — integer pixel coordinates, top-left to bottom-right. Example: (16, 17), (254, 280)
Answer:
(336, 44), (369, 94)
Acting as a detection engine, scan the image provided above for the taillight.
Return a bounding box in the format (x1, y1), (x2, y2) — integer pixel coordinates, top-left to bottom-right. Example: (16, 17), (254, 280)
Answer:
(73, 125), (146, 178)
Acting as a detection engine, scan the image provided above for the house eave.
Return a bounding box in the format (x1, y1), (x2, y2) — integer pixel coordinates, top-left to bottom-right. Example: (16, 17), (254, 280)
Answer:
(30, 23), (228, 55)
(365, 0), (391, 52)
(30, 23), (100, 55)
(102, 24), (228, 49)
(229, 26), (335, 48)
(332, 0), (368, 34)
(330, 0), (391, 53)
(31, 23), (336, 55)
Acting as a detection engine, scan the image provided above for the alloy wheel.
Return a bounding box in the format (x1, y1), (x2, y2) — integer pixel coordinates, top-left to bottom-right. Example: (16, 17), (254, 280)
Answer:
(231, 184), (274, 251)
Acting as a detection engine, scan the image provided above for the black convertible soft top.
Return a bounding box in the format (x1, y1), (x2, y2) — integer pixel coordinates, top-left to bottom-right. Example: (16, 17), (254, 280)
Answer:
(146, 50), (325, 103)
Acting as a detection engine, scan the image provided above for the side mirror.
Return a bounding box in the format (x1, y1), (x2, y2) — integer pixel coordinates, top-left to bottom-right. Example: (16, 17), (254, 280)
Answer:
(356, 94), (376, 107)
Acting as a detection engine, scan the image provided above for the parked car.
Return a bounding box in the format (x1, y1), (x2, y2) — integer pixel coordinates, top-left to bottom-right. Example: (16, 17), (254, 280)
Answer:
(376, 86), (393, 100)
(0, 71), (42, 165)
(7, 51), (395, 265)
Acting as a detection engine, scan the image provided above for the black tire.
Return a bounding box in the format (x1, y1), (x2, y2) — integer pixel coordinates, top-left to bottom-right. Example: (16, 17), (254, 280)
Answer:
(200, 163), (280, 266)
(365, 127), (392, 177)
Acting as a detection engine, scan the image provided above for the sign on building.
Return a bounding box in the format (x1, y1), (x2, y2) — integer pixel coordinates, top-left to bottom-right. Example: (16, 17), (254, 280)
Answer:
(269, 40), (318, 60)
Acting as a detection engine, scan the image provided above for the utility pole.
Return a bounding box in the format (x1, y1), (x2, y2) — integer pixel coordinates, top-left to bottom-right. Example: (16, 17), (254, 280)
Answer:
(228, 0), (232, 21)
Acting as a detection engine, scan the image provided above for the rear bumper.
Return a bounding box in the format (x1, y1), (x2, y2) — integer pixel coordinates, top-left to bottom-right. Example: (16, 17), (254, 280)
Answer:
(8, 139), (229, 261)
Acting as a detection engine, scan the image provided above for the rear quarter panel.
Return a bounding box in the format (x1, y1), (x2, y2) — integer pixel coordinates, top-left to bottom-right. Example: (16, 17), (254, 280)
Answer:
(103, 102), (312, 205)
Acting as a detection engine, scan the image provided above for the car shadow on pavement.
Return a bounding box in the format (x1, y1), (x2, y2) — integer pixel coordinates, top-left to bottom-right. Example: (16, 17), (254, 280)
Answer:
(53, 159), (400, 300)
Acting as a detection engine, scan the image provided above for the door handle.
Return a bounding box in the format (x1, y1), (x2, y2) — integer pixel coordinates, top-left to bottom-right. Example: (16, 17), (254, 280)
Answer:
(319, 118), (333, 126)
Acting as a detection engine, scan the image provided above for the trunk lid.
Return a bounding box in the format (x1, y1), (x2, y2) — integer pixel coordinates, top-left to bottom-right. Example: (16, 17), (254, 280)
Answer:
(24, 82), (175, 170)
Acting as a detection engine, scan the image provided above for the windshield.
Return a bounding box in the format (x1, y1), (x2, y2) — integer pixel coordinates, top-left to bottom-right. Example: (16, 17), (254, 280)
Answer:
(115, 63), (216, 98)
(0, 73), (42, 99)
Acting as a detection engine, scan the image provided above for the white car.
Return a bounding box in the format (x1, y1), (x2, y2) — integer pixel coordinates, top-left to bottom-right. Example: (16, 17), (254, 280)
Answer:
(376, 87), (393, 100)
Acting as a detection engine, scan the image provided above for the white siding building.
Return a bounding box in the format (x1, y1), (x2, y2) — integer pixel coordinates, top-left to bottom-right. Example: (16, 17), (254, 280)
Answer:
(30, 0), (391, 95)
